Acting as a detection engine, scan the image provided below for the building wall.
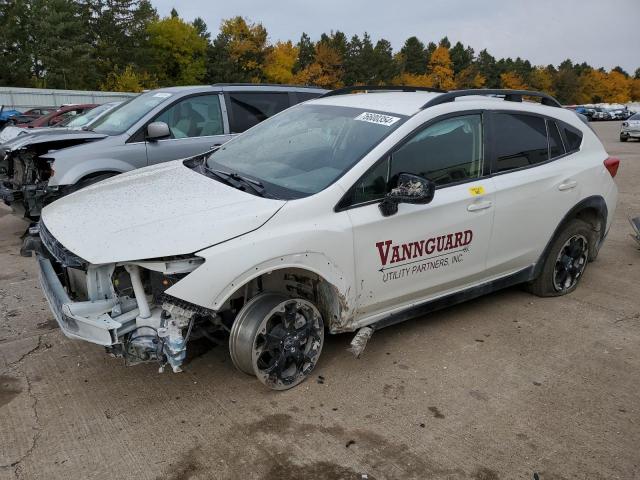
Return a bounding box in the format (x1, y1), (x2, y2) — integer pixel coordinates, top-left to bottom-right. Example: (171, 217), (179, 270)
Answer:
(0, 87), (137, 111)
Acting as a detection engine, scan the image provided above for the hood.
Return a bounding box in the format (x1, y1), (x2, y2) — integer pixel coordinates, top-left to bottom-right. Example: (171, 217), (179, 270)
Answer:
(0, 129), (107, 154)
(40, 160), (286, 264)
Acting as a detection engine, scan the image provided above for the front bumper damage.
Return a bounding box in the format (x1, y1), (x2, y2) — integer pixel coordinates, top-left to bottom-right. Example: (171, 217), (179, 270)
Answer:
(24, 224), (216, 372)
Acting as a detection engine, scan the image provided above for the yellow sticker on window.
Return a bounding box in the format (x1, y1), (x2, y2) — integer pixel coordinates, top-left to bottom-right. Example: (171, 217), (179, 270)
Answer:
(469, 186), (485, 196)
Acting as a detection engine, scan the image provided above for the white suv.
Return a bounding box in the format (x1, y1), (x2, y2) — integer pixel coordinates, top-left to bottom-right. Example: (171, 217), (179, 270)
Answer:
(27, 87), (619, 390)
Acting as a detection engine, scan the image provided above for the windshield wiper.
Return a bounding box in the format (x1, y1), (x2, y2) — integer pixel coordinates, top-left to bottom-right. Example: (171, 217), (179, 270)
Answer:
(204, 166), (266, 197)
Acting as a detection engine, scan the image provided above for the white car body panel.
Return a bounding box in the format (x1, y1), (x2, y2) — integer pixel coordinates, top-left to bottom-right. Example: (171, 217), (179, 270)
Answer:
(40, 160), (286, 264)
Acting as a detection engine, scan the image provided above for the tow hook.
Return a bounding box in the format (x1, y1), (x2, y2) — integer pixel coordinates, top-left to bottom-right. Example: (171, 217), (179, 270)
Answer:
(348, 327), (374, 358)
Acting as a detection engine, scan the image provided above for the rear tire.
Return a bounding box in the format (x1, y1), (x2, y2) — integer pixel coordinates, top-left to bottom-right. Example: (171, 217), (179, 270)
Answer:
(527, 218), (594, 297)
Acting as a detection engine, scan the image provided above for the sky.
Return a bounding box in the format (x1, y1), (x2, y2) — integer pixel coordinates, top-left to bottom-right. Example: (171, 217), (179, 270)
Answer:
(151, 0), (639, 73)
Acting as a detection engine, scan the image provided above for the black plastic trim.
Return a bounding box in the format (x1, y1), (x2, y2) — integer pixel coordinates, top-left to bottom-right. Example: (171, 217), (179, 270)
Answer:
(321, 85), (446, 98)
(421, 89), (562, 109)
(532, 195), (608, 279)
(371, 266), (534, 331)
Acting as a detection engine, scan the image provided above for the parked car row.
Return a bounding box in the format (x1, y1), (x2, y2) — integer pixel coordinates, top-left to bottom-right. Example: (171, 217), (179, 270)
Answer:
(572, 105), (636, 121)
(4, 85), (618, 391)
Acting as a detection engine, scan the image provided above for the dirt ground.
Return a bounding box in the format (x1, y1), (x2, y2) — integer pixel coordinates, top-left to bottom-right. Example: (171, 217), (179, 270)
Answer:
(0, 121), (639, 480)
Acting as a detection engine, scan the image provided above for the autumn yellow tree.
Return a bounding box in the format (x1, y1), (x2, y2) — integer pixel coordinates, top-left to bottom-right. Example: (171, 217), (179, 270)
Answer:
(101, 65), (158, 93)
(294, 43), (343, 88)
(527, 67), (554, 95)
(500, 71), (527, 90)
(455, 65), (486, 89)
(604, 70), (631, 103)
(426, 46), (455, 90)
(577, 69), (608, 103)
(391, 72), (433, 87)
(263, 41), (298, 84)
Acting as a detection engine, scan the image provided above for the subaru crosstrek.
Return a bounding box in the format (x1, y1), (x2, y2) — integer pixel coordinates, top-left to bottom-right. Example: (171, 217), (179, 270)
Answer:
(25, 87), (619, 390)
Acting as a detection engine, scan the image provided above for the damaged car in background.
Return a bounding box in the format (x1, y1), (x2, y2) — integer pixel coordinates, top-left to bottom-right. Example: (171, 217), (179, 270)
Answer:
(25, 87), (618, 390)
(0, 84), (325, 218)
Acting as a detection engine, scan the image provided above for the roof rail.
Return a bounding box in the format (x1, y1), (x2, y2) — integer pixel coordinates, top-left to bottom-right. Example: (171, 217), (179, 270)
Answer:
(211, 83), (325, 89)
(421, 89), (562, 109)
(321, 85), (446, 98)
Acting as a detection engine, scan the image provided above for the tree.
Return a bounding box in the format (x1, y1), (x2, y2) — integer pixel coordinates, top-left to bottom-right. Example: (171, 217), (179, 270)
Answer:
(101, 64), (157, 92)
(34, 0), (95, 89)
(631, 78), (640, 101)
(399, 37), (426, 75)
(500, 71), (527, 90)
(207, 16), (268, 83)
(263, 41), (298, 84)
(438, 36), (451, 49)
(373, 39), (397, 84)
(294, 42), (343, 88)
(170, 7), (178, 17)
(294, 33), (315, 73)
(449, 41), (474, 75)
(612, 66), (628, 77)
(604, 70), (631, 103)
(476, 49), (499, 88)
(635, 68), (640, 80)
(455, 65), (485, 89)
(528, 66), (554, 96)
(426, 45), (455, 90)
(192, 17), (210, 41)
(147, 15), (207, 85)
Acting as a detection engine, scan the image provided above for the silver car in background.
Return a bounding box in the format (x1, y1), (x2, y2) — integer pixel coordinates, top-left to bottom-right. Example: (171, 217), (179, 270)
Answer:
(0, 84), (326, 217)
(620, 112), (640, 142)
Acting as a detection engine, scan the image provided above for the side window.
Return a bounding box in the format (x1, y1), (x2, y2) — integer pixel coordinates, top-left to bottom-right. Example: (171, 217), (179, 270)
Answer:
(548, 120), (565, 159)
(492, 113), (548, 172)
(562, 125), (583, 153)
(228, 92), (290, 133)
(294, 92), (323, 104)
(390, 114), (483, 186)
(155, 95), (223, 139)
(345, 114), (484, 206)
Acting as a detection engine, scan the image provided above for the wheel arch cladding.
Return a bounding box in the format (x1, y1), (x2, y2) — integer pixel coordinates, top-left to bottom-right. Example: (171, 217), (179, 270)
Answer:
(534, 195), (608, 278)
(218, 265), (354, 334)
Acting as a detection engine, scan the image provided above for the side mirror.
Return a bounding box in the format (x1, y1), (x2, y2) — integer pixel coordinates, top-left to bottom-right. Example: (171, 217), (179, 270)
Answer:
(146, 121), (170, 140)
(379, 173), (435, 217)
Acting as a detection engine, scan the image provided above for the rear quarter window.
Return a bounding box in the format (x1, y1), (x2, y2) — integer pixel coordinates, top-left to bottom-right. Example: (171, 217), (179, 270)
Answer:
(562, 126), (583, 153)
(492, 113), (548, 172)
(228, 92), (291, 133)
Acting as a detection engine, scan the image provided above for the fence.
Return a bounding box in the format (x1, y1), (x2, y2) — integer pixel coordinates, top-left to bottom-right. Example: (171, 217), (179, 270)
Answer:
(0, 87), (137, 111)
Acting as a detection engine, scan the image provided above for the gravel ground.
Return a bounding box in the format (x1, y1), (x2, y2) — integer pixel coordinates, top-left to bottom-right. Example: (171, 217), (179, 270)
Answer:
(0, 121), (638, 480)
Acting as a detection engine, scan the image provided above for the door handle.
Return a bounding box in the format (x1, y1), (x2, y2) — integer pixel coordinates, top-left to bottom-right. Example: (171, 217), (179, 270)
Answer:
(558, 180), (577, 191)
(467, 200), (493, 212)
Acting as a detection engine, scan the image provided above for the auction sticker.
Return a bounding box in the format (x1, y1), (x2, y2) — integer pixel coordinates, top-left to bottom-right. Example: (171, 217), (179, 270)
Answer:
(355, 112), (401, 126)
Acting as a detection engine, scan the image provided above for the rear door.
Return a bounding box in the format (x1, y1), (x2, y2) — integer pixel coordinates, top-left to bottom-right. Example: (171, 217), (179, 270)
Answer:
(485, 111), (581, 276)
(145, 93), (231, 165)
(225, 92), (292, 135)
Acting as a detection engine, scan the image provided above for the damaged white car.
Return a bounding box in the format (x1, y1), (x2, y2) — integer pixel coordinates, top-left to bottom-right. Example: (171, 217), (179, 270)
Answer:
(25, 87), (619, 390)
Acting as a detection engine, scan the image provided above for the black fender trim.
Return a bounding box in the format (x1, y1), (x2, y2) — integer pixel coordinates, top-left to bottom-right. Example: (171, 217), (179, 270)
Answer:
(532, 195), (608, 280)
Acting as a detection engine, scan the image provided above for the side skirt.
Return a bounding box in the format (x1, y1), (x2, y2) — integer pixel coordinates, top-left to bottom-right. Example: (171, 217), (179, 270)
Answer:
(371, 266), (535, 331)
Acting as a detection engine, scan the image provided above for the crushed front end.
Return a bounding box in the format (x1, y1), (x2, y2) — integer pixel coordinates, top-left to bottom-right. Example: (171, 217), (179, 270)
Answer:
(24, 222), (224, 372)
(0, 147), (59, 218)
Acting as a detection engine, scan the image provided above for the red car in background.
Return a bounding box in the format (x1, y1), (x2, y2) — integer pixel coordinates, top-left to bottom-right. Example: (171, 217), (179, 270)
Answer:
(14, 104), (98, 128)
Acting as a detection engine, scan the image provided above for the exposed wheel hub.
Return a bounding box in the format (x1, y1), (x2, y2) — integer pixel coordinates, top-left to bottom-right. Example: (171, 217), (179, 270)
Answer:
(229, 293), (324, 390)
(553, 234), (588, 293)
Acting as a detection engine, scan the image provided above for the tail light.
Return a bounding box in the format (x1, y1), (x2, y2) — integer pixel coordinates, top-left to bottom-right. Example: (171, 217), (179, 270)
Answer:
(604, 157), (620, 178)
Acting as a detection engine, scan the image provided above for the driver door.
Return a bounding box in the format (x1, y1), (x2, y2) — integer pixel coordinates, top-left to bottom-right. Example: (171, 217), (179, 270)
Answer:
(145, 94), (231, 165)
(345, 113), (496, 318)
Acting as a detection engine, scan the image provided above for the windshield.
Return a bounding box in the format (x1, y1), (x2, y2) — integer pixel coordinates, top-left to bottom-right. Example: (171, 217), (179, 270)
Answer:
(60, 102), (117, 128)
(91, 91), (172, 135)
(206, 104), (406, 198)
(630, 113), (640, 120)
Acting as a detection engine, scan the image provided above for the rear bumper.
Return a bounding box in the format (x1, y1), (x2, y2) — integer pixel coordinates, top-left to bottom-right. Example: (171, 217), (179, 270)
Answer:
(37, 255), (125, 346)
